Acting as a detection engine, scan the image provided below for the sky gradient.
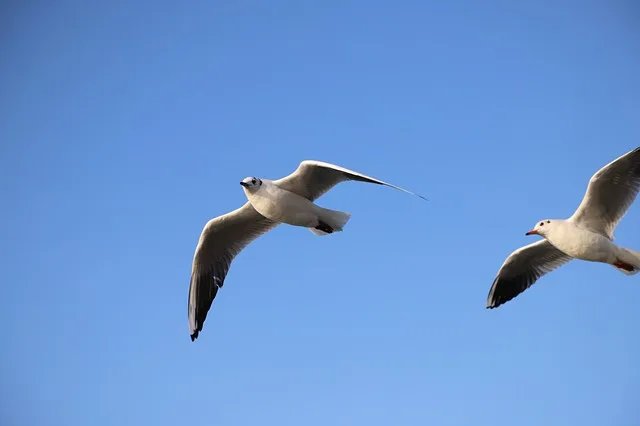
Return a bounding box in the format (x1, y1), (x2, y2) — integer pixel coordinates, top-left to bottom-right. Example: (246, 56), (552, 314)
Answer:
(1, 1), (639, 425)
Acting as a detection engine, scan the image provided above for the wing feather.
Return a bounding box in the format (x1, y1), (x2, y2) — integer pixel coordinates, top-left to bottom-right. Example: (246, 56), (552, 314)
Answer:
(569, 147), (640, 239)
(273, 160), (427, 201)
(188, 202), (278, 341)
(486, 240), (573, 309)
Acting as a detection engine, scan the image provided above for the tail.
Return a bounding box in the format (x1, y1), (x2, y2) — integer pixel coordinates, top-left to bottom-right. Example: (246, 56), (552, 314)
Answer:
(308, 208), (351, 236)
(612, 247), (640, 276)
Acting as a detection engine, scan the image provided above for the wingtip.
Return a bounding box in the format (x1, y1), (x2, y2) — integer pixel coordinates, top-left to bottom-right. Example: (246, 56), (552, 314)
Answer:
(485, 290), (511, 309)
(485, 298), (495, 309)
(190, 330), (199, 342)
(401, 188), (429, 202)
(486, 286), (504, 309)
(486, 293), (517, 310)
(402, 187), (428, 201)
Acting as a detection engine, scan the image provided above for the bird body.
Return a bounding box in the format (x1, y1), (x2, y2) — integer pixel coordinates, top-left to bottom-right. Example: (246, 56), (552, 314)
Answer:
(240, 178), (351, 233)
(539, 219), (617, 263)
(526, 218), (640, 275)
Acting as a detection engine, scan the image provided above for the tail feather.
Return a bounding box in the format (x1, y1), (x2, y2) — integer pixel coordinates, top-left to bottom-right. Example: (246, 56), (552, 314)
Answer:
(323, 209), (351, 231)
(308, 208), (351, 236)
(612, 247), (640, 275)
(309, 227), (331, 236)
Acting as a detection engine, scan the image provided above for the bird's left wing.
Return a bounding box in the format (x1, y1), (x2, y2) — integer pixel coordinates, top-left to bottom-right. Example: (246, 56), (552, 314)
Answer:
(273, 160), (427, 201)
(569, 147), (640, 239)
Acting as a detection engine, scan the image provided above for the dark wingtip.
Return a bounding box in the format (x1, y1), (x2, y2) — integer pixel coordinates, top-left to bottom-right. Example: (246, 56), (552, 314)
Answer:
(485, 289), (512, 309)
(188, 271), (223, 344)
(486, 289), (504, 309)
(190, 324), (203, 342)
(487, 290), (523, 309)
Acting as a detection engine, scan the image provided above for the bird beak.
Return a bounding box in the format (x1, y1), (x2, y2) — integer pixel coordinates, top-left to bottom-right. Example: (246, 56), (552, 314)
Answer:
(239, 182), (249, 187)
(525, 230), (539, 236)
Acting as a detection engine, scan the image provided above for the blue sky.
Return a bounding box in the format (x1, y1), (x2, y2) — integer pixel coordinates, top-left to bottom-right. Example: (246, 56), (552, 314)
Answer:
(1, 1), (639, 425)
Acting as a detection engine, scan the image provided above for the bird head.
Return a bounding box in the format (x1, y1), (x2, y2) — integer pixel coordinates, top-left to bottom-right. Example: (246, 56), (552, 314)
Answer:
(239, 176), (263, 192)
(526, 219), (555, 237)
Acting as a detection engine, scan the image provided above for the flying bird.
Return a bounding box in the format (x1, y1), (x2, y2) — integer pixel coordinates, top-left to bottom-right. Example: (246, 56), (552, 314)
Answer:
(486, 146), (640, 309)
(188, 160), (427, 341)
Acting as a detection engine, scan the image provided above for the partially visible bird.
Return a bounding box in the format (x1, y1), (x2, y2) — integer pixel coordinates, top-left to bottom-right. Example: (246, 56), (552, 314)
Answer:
(188, 160), (427, 341)
(487, 146), (640, 309)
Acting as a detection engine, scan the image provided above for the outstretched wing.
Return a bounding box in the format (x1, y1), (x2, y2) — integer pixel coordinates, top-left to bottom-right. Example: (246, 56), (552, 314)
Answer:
(188, 202), (278, 341)
(486, 240), (573, 309)
(569, 147), (640, 239)
(273, 160), (427, 202)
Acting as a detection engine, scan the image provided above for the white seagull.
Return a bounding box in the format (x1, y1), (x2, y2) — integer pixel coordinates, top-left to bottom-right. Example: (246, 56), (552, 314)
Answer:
(486, 146), (640, 309)
(188, 160), (427, 341)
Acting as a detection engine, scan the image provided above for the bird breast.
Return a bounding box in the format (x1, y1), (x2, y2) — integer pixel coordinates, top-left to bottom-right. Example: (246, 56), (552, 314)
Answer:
(246, 183), (319, 226)
(546, 223), (615, 262)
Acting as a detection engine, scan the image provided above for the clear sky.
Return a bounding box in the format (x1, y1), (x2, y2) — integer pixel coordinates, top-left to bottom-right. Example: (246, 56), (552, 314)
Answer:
(1, 1), (639, 425)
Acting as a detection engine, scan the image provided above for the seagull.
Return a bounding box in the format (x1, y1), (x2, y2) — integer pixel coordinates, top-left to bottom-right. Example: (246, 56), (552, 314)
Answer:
(188, 160), (427, 341)
(486, 146), (640, 309)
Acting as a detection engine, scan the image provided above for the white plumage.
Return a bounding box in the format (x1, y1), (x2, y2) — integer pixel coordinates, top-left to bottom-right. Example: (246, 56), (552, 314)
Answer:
(486, 146), (640, 309)
(188, 160), (427, 341)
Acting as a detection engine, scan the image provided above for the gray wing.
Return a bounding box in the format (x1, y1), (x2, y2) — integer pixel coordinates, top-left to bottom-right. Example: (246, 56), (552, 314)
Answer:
(569, 147), (640, 239)
(273, 160), (427, 202)
(188, 202), (278, 341)
(486, 240), (573, 309)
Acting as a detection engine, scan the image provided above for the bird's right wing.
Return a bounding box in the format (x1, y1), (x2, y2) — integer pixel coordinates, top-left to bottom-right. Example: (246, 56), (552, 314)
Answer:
(188, 202), (278, 341)
(486, 240), (573, 309)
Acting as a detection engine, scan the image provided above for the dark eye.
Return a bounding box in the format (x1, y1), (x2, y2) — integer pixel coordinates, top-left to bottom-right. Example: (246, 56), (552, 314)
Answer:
(251, 179), (256, 184)
(540, 222), (544, 226)
(547, 220), (550, 224)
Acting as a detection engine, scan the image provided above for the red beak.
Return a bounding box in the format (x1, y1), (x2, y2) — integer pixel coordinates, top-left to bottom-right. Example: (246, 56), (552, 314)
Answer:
(525, 230), (539, 236)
